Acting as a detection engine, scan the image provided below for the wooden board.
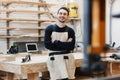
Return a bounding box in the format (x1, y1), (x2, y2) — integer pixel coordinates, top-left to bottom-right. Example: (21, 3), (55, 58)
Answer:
(0, 9), (53, 14)
(0, 34), (44, 38)
(0, 18), (56, 22)
(0, 0), (56, 7)
(0, 27), (46, 30)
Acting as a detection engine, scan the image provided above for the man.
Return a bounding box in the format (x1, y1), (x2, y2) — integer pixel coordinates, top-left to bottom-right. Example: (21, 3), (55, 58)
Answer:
(44, 7), (76, 80)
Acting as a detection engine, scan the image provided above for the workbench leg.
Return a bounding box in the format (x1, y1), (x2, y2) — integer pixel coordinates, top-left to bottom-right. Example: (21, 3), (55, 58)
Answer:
(110, 62), (113, 75)
(6, 72), (14, 80)
(28, 73), (39, 80)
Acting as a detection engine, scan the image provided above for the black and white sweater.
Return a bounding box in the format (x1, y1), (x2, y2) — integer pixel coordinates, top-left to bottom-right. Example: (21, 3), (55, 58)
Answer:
(44, 24), (75, 51)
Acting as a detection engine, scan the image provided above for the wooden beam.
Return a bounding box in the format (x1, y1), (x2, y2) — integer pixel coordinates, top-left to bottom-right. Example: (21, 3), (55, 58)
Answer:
(91, 0), (106, 54)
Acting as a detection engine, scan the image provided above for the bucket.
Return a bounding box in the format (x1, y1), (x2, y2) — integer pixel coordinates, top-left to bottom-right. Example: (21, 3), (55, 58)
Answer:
(67, 2), (78, 18)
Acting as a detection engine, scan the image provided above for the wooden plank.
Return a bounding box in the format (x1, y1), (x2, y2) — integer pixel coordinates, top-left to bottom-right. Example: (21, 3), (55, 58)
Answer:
(6, 72), (14, 80)
(28, 73), (39, 80)
(0, 1), (56, 7)
(0, 27), (15, 30)
(66, 18), (81, 23)
(0, 35), (44, 38)
(69, 18), (81, 21)
(0, 18), (56, 22)
(0, 9), (53, 14)
(0, 27), (46, 30)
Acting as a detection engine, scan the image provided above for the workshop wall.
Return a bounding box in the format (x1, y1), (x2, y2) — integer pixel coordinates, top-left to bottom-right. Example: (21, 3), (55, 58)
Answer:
(0, 0), (83, 54)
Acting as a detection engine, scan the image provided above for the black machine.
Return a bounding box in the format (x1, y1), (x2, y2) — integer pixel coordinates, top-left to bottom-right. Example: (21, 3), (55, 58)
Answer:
(110, 54), (120, 60)
(7, 45), (18, 54)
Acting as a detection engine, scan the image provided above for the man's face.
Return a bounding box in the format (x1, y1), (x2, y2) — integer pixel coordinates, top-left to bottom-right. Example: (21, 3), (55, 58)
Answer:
(57, 9), (68, 23)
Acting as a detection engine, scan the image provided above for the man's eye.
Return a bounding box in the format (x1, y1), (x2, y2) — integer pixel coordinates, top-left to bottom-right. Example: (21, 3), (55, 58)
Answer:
(59, 12), (67, 15)
(59, 12), (62, 15)
(63, 13), (67, 15)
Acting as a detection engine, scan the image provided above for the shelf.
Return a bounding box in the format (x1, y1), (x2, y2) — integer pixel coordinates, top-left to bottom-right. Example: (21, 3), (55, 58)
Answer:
(0, 0), (56, 7)
(0, 27), (46, 30)
(0, 0), (55, 49)
(0, 34), (44, 38)
(0, 18), (56, 22)
(0, 9), (53, 15)
(69, 18), (81, 21)
(66, 18), (81, 23)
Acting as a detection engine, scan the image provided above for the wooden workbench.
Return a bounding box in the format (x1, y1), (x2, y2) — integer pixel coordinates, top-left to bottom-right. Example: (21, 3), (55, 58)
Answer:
(103, 52), (120, 76)
(0, 52), (83, 80)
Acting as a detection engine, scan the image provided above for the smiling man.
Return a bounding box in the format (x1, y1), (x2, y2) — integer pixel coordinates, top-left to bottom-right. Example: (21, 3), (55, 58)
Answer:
(44, 7), (76, 80)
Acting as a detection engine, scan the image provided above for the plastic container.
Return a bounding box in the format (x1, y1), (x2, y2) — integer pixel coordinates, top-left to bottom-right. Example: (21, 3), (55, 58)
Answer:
(67, 0), (78, 18)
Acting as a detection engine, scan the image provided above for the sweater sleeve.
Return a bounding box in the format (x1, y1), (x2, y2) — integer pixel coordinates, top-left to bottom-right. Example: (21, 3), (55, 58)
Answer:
(44, 25), (60, 50)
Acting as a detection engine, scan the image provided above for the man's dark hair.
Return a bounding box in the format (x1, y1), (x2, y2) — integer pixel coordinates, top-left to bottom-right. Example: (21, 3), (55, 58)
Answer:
(57, 7), (69, 15)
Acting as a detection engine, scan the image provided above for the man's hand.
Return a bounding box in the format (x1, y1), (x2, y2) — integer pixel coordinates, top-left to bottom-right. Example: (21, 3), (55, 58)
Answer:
(67, 38), (73, 42)
(51, 36), (54, 43)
